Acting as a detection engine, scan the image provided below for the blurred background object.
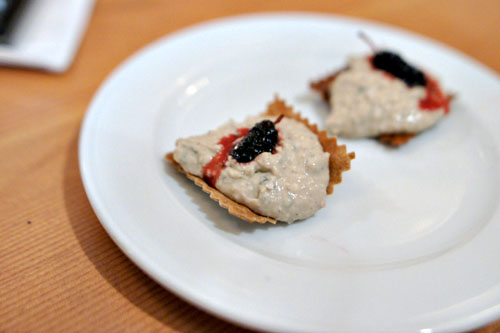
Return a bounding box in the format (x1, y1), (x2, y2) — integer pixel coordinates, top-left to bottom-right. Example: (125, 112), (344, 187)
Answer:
(0, 0), (26, 43)
(0, 0), (94, 72)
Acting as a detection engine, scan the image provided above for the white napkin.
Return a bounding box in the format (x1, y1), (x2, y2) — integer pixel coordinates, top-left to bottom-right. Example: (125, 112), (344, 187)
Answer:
(0, 0), (95, 73)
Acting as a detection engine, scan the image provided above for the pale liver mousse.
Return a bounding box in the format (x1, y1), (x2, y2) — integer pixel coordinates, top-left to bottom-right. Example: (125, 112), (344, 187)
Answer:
(173, 116), (330, 223)
(326, 57), (445, 138)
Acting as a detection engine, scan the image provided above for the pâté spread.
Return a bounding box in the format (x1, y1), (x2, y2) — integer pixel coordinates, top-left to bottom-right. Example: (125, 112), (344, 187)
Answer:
(173, 115), (330, 223)
(312, 51), (451, 142)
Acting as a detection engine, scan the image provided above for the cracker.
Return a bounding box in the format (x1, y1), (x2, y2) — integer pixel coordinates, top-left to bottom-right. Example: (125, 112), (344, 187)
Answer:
(377, 133), (417, 146)
(166, 97), (354, 223)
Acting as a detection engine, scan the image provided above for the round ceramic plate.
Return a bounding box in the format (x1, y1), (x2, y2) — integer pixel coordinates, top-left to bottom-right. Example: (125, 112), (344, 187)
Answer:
(79, 13), (500, 332)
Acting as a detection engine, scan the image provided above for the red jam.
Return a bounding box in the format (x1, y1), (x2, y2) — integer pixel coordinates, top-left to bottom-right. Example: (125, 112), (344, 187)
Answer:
(419, 76), (451, 114)
(202, 128), (249, 187)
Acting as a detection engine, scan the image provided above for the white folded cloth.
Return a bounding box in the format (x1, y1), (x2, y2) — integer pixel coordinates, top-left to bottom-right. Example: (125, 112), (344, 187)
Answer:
(0, 0), (95, 73)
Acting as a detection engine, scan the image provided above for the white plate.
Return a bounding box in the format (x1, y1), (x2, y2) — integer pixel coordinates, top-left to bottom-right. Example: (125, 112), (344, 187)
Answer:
(79, 13), (500, 332)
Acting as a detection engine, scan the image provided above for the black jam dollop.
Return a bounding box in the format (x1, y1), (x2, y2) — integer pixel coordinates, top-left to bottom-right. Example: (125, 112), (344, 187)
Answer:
(230, 120), (278, 163)
(372, 51), (427, 87)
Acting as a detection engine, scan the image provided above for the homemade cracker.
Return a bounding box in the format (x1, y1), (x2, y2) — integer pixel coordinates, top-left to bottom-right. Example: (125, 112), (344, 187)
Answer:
(166, 97), (354, 223)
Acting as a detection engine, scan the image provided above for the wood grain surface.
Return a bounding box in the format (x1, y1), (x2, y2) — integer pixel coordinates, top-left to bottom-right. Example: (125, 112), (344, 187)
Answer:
(1, 0), (499, 332)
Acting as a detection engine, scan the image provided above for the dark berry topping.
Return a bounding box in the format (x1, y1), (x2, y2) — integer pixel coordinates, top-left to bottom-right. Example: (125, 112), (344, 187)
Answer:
(230, 120), (278, 163)
(372, 51), (427, 87)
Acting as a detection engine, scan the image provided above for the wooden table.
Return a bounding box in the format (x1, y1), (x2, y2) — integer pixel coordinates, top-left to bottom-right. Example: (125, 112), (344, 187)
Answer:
(1, 0), (499, 331)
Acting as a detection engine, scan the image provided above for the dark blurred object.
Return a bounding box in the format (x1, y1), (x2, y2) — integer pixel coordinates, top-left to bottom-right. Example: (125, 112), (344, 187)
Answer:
(0, 0), (27, 43)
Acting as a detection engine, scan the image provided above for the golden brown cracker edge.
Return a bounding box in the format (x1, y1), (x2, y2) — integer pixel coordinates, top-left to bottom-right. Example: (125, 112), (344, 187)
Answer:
(166, 96), (354, 223)
(310, 70), (343, 102)
(377, 133), (417, 146)
(166, 153), (277, 224)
